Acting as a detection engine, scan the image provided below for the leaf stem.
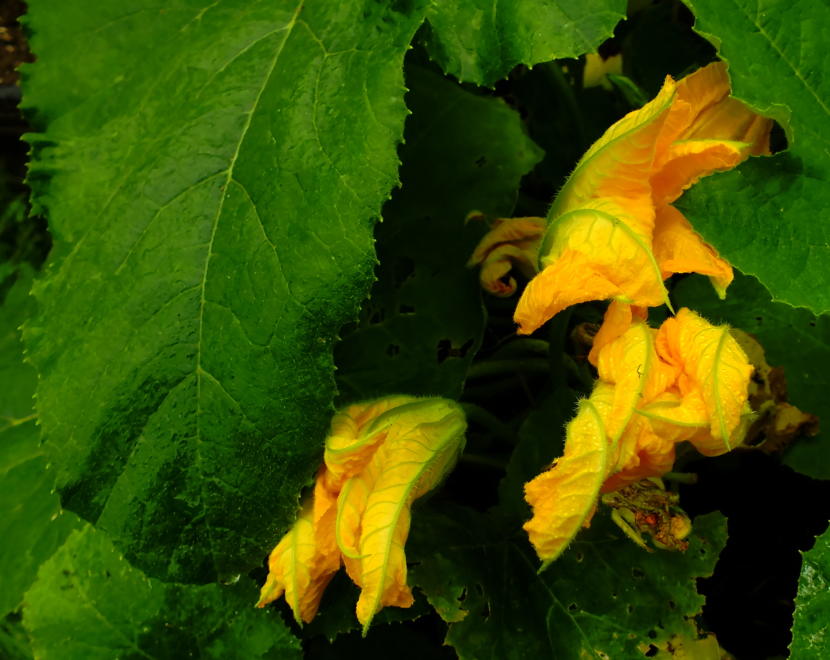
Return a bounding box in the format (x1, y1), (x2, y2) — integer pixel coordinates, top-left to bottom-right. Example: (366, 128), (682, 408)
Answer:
(460, 403), (518, 443)
(662, 471), (699, 485)
(467, 358), (551, 380)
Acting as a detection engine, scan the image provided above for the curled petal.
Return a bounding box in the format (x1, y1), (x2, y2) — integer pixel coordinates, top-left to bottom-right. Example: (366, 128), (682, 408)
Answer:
(524, 394), (611, 566)
(337, 399), (467, 632)
(257, 496), (339, 624)
(467, 216), (545, 266)
(651, 139), (746, 206)
(587, 302), (648, 367)
(477, 244), (538, 297)
(467, 217), (545, 296)
(674, 61), (772, 152)
(656, 308), (753, 453)
(652, 206), (733, 298)
(324, 395), (419, 487)
(514, 249), (622, 334)
(515, 202), (669, 333)
(650, 62), (771, 205)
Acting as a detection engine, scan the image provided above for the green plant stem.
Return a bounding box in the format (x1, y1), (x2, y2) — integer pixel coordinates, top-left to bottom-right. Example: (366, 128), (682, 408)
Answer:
(467, 358), (551, 380)
(662, 472), (699, 485)
(460, 403), (518, 443)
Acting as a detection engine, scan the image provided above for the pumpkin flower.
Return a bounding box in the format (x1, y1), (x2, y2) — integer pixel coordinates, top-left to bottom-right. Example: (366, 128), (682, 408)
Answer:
(523, 306), (752, 565)
(257, 395), (466, 633)
(468, 62), (771, 333)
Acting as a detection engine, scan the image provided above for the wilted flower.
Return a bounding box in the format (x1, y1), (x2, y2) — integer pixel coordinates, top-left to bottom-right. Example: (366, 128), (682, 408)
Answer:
(466, 214), (546, 297)
(257, 395), (466, 633)
(523, 306), (752, 566)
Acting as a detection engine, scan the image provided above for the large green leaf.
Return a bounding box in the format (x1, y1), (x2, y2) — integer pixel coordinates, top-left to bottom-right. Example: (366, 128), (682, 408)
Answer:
(0, 270), (80, 618)
(791, 527), (830, 658)
(335, 63), (543, 402)
(423, 0), (626, 86)
(22, 0), (427, 583)
(23, 525), (300, 660)
(671, 273), (830, 480)
(677, 0), (830, 314)
(410, 505), (726, 659)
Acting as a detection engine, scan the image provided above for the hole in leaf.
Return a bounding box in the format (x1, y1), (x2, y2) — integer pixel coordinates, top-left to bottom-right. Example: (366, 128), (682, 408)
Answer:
(574, 551), (584, 563)
(769, 121), (788, 153)
(475, 155), (487, 167)
(667, 600), (676, 610)
(644, 645), (659, 657)
(648, 630), (658, 639)
(632, 567), (645, 579)
(568, 603), (578, 612)
(436, 338), (475, 364)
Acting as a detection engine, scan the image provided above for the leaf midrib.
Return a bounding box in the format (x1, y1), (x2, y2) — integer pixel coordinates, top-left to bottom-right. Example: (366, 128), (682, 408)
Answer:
(192, 0), (305, 570)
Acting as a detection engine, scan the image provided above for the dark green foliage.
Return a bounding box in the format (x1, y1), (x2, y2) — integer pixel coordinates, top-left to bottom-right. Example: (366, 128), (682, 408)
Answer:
(679, 0), (830, 314)
(791, 527), (830, 658)
(22, 0), (428, 583)
(1, 0), (827, 657)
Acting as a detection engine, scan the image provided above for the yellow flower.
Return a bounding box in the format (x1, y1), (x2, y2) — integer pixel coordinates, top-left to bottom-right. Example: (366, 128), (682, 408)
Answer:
(523, 307), (752, 564)
(515, 62), (771, 334)
(466, 215), (546, 297)
(468, 62), (771, 333)
(258, 396), (466, 633)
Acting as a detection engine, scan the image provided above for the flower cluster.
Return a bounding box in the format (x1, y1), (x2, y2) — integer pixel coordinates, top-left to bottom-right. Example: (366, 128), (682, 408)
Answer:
(470, 61), (772, 565)
(257, 396), (466, 632)
(469, 62), (771, 333)
(524, 304), (752, 565)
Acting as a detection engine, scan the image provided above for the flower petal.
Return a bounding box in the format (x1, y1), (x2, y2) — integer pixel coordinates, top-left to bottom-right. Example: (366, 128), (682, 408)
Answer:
(651, 139), (747, 206)
(343, 399), (467, 632)
(675, 61), (772, 152)
(514, 249), (622, 334)
(595, 321), (654, 444)
(257, 495), (339, 624)
(324, 395), (419, 487)
(467, 217), (546, 296)
(600, 416), (677, 492)
(524, 393), (611, 566)
(467, 216), (546, 267)
(587, 302), (649, 367)
(515, 202), (669, 333)
(652, 205), (733, 297)
(656, 308), (753, 454)
(551, 77), (677, 219)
